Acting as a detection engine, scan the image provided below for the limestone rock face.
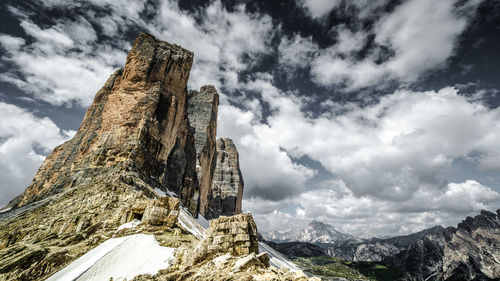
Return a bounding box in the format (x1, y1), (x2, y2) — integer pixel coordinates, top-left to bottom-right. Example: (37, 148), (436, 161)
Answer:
(137, 213), (319, 281)
(187, 85), (219, 218)
(8, 33), (200, 215)
(142, 196), (180, 226)
(206, 138), (244, 219)
(388, 209), (500, 281)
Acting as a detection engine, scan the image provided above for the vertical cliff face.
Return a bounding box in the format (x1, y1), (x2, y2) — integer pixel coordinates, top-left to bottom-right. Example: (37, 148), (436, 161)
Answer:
(9, 33), (200, 215)
(187, 85), (219, 218)
(206, 138), (244, 219)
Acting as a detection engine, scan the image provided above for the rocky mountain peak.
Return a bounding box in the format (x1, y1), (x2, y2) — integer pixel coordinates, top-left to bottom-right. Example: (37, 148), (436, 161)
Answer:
(8, 32), (201, 214)
(387, 209), (500, 281)
(457, 209), (500, 232)
(298, 220), (357, 244)
(309, 220), (333, 230)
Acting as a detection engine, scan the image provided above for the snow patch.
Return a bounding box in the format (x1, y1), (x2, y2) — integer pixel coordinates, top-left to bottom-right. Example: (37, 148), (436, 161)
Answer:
(178, 208), (207, 239)
(0, 208), (11, 213)
(153, 187), (178, 197)
(47, 234), (175, 281)
(153, 188), (166, 196)
(258, 242), (300, 272)
(117, 219), (140, 231)
(195, 213), (210, 229)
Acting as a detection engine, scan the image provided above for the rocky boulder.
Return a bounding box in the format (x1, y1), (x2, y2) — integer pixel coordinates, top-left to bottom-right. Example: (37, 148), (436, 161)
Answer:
(141, 196), (180, 226)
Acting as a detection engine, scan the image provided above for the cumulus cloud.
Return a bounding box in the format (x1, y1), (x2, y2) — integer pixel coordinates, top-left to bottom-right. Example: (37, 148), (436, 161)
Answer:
(235, 83), (500, 235)
(266, 87), (500, 200)
(0, 0), (274, 106)
(297, 0), (389, 20)
(0, 21), (126, 106)
(0, 102), (74, 207)
(217, 103), (316, 201)
(289, 0), (484, 91)
(145, 0), (275, 91)
(252, 179), (500, 236)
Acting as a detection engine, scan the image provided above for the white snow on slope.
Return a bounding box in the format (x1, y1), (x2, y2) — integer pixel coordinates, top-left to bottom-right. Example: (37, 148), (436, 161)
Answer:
(47, 234), (174, 281)
(178, 208), (207, 239)
(117, 219), (140, 231)
(195, 213), (210, 229)
(153, 187), (177, 197)
(258, 241), (300, 272)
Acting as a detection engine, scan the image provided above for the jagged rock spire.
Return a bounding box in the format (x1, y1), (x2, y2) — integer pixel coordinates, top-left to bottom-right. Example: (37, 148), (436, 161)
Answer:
(206, 138), (244, 219)
(9, 33), (200, 215)
(187, 85), (219, 218)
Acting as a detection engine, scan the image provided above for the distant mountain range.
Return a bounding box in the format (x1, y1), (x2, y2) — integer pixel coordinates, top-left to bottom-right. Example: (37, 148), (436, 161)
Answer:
(264, 220), (362, 245)
(264, 220), (445, 262)
(264, 210), (500, 280)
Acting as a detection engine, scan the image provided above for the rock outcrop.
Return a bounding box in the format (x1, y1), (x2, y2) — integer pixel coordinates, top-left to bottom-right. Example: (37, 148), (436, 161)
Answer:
(136, 213), (319, 281)
(206, 138), (244, 219)
(187, 85), (219, 218)
(387, 209), (500, 281)
(7, 33), (200, 215)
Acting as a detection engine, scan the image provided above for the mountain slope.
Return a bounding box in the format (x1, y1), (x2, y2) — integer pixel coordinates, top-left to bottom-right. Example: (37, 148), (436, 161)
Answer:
(0, 33), (316, 281)
(387, 209), (500, 281)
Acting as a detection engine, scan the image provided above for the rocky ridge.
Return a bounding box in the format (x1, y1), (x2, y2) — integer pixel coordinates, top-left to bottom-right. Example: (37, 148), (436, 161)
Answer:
(327, 225), (445, 262)
(0, 33), (307, 281)
(388, 209), (500, 281)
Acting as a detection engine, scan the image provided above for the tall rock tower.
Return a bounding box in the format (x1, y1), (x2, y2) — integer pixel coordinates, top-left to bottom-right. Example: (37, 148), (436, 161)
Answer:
(187, 85), (219, 218)
(7, 33), (200, 215)
(206, 138), (244, 219)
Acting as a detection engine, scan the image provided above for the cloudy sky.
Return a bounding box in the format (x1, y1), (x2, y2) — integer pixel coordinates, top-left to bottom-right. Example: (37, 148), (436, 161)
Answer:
(0, 0), (499, 237)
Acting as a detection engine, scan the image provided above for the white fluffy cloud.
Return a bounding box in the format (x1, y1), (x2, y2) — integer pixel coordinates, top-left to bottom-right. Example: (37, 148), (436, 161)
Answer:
(1, 0), (274, 106)
(234, 82), (500, 235)
(145, 0), (274, 91)
(289, 0), (483, 90)
(297, 0), (342, 19)
(0, 21), (126, 106)
(252, 179), (500, 236)
(266, 87), (500, 200)
(217, 103), (316, 201)
(0, 102), (74, 207)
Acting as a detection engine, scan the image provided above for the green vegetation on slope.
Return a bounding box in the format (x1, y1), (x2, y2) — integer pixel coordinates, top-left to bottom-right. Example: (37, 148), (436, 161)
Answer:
(294, 256), (404, 281)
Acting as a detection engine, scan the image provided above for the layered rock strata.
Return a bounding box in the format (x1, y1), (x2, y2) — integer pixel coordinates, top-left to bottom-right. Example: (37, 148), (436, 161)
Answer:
(187, 85), (219, 218)
(206, 138), (244, 219)
(8, 33), (200, 215)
